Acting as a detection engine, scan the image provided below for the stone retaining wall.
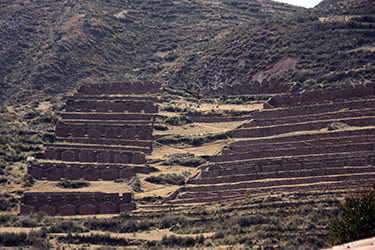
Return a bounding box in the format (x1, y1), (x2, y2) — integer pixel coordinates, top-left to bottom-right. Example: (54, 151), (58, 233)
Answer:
(212, 142), (375, 162)
(60, 112), (154, 121)
(190, 166), (375, 185)
(57, 138), (152, 148)
(65, 100), (158, 113)
(179, 173), (375, 195)
(168, 180), (372, 204)
(28, 163), (135, 181)
(230, 117), (375, 138)
(76, 82), (162, 95)
(227, 128), (375, 147)
(222, 135), (375, 154)
(256, 98), (375, 119)
(243, 109), (375, 128)
(202, 151), (375, 174)
(43, 146), (146, 164)
(265, 84), (375, 108)
(55, 121), (152, 141)
(20, 192), (135, 216)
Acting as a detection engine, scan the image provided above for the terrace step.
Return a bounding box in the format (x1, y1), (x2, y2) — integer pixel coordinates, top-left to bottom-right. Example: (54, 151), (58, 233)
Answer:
(265, 84), (375, 108)
(222, 136), (375, 154)
(65, 95), (159, 102)
(55, 120), (152, 141)
(189, 166), (375, 185)
(202, 151), (375, 174)
(64, 99), (158, 113)
(59, 112), (155, 121)
(28, 161), (136, 181)
(56, 138), (152, 148)
(168, 175), (375, 204)
(43, 143), (146, 164)
(256, 98), (375, 119)
(226, 128), (375, 147)
(230, 117), (375, 138)
(243, 108), (375, 128)
(20, 192), (135, 216)
(76, 82), (161, 96)
(211, 142), (375, 163)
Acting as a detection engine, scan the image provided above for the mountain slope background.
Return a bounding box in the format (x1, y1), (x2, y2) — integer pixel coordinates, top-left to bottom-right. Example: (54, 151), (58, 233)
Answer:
(0, 0), (301, 104)
(157, 0), (375, 94)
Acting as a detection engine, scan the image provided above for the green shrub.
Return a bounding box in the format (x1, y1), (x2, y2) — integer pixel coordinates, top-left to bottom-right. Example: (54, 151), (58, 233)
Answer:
(328, 186), (375, 245)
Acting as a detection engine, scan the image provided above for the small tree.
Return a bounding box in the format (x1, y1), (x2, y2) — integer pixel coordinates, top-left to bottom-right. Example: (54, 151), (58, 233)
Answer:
(328, 185), (375, 245)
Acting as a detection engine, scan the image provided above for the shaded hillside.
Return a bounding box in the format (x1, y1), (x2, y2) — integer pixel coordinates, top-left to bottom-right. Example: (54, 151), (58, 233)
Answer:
(157, 0), (375, 94)
(0, 0), (301, 104)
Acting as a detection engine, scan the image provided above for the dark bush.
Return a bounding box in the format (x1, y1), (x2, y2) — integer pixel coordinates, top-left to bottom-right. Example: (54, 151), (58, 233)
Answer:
(145, 173), (188, 186)
(48, 220), (85, 233)
(0, 230), (48, 247)
(22, 174), (35, 187)
(0, 214), (17, 226)
(58, 233), (129, 246)
(328, 186), (375, 245)
(56, 180), (90, 189)
(165, 156), (206, 167)
(153, 124), (168, 131)
(161, 234), (196, 247)
(165, 116), (191, 126)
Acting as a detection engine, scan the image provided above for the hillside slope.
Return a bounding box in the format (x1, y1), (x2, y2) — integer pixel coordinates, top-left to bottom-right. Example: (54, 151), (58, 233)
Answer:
(157, 0), (375, 94)
(0, 0), (301, 104)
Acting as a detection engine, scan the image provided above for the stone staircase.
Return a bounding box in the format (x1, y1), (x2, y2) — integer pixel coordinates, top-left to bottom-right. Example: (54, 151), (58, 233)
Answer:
(167, 84), (375, 204)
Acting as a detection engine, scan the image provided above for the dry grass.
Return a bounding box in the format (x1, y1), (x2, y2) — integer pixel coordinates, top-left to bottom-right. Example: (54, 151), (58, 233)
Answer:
(154, 120), (247, 136)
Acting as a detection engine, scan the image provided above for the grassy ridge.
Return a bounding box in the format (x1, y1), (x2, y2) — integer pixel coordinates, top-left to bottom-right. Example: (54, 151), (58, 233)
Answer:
(0, 0), (300, 104)
(158, 0), (375, 93)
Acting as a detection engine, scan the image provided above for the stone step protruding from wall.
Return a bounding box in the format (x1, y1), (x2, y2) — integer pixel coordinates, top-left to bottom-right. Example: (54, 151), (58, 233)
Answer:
(256, 98), (375, 120)
(28, 162), (135, 181)
(56, 138), (152, 148)
(168, 177), (375, 204)
(265, 83), (375, 109)
(223, 129), (375, 152)
(55, 120), (152, 141)
(230, 117), (375, 138)
(20, 192), (135, 216)
(76, 82), (162, 96)
(65, 100), (158, 113)
(211, 142), (375, 163)
(243, 108), (375, 128)
(43, 144), (146, 164)
(59, 112), (155, 121)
